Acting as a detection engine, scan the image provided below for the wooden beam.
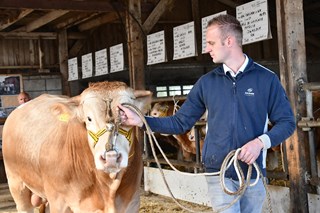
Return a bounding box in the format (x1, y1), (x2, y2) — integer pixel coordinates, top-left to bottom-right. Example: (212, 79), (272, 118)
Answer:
(216, 0), (238, 8)
(69, 39), (87, 58)
(276, 0), (309, 212)
(0, 9), (33, 31)
(143, 0), (175, 34)
(0, 0), (116, 12)
(126, 0), (145, 90)
(14, 10), (69, 32)
(54, 12), (100, 30)
(58, 30), (70, 96)
(0, 32), (86, 39)
(191, 0), (202, 60)
(78, 12), (119, 32)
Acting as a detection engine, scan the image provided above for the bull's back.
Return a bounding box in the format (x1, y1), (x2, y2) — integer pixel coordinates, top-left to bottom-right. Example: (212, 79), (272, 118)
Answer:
(2, 94), (73, 177)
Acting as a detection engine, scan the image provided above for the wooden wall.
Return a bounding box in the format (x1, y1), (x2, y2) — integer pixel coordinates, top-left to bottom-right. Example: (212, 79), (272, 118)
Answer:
(0, 39), (58, 70)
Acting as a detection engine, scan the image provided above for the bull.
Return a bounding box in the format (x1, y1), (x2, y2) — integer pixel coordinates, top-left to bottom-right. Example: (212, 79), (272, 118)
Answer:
(2, 81), (152, 213)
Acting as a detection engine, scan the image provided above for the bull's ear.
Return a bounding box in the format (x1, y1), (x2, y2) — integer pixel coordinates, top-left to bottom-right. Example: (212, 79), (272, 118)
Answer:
(70, 95), (85, 122)
(133, 90), (153, 114)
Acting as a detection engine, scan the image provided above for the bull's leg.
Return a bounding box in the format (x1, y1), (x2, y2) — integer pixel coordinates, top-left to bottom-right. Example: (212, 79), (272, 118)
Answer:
(125, 190), (140, 213)
(7, 177), (34, 213)
(44, 194), (71, 213)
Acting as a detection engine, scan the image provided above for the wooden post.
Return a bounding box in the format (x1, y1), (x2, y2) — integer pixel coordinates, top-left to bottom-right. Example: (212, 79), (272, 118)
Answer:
(276, 0), (309, 212)
(58, 29), (70, 96)
(125, 0), (145, 90)
(191, 0), (202, 61)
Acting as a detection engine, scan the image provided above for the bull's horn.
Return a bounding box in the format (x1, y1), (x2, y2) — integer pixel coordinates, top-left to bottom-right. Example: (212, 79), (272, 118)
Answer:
(133, 90), (152, 98)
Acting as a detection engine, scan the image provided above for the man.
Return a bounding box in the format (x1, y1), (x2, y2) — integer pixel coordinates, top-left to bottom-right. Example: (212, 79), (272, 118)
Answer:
(118, 14), (295, 212)
(17, 91), (31, 105)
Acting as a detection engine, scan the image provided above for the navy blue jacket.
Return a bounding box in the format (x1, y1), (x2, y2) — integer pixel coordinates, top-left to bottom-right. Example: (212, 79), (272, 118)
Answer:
(146, 57), (296, 179)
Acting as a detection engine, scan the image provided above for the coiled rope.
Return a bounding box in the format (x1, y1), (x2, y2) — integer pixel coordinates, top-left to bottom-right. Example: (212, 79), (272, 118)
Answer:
(122, 103), (272, 213)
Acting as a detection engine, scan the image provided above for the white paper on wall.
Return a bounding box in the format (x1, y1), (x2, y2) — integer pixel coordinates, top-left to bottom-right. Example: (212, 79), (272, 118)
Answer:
(173, 21), (197, 60)
(147, 30), (166, 65)
(201, 11), (227, 54)
(81, 53), (93, 79)
(110, 43), (124, 73)
(68, 57), (78, 81)
(236, 0), (272, 45)
(95, 48), (108, 76)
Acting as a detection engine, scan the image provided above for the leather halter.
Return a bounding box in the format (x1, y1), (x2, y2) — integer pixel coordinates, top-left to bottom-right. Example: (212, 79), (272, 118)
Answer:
(88, 126), (134, 158)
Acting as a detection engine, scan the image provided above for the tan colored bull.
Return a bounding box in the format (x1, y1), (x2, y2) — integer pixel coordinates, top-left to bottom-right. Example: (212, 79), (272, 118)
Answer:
(2, 81), (152, 213)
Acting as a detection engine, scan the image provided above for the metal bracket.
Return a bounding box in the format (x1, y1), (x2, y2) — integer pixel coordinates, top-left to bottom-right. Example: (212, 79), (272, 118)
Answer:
(298, 117), (312, 131)
(305, 171), (311, 184)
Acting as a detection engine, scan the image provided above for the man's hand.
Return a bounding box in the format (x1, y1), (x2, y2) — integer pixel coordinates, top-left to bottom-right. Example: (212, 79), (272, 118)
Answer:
(238, 138), (264, 164)
(117, 104), (144, 127)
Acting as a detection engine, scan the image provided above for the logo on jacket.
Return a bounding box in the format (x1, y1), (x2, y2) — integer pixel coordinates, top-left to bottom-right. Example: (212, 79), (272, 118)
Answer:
(245, 88), (254, 96)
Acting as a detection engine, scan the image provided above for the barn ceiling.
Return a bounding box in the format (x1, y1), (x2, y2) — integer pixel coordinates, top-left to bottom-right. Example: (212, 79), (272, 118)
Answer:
(0, 0), (161, 40)
(0, 0), (319, 45)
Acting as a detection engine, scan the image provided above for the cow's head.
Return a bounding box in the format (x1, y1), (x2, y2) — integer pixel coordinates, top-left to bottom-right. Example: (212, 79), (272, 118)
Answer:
(76, 81), (152, 174)
(150, 102), (169, 117)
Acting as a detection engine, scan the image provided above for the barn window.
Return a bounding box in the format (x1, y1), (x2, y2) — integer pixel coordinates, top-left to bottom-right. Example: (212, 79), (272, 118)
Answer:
(155, 85), (193, 97)
(155, 86), (167, 97)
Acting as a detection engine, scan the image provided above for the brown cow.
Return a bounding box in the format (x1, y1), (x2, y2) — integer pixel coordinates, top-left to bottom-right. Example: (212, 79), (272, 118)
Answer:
(2, 81), (152, 213)
(150, 101), (205, 161)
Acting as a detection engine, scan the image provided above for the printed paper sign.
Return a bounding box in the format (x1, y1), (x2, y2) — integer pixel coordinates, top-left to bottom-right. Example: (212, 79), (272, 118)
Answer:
(68, 57), (78, 81)
(95, 49), (108, 76)
(81, 53), (93, 79)
(236, 0), (272, 45)
(110, 44), (124, 73)
(173, 22), (196, 60)
(147, 31), (166, 65)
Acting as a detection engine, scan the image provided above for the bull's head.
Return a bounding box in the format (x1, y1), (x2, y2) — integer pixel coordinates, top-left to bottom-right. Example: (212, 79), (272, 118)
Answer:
(78, 82), (152, 174)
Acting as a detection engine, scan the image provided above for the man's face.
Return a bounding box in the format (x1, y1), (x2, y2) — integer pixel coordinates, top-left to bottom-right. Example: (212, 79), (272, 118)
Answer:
(205, 25), (228, 64)
(18, 94), (30, 105)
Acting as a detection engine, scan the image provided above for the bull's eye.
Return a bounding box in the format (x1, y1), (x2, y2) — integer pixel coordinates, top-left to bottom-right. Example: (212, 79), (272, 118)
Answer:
(87, 117), (92, 122)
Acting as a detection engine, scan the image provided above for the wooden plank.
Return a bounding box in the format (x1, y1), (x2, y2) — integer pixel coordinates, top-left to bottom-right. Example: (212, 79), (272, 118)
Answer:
(0, 0), (116, 12)
(0, 9), (33, 31)
(69, 39), (87, 58)
(0, 183), (9, 189)
(0, 40), (4, 66)
(78, 12), (119, 32)
(29, 40), (35, 66)
(275, 0), (309, 212)
(191, 0), (202, 61)
(143, 0), (175, 34)
(54, 12), (100, 30)
(58, 30), (70, 96)
(0, 32), (86, 39)
(216, 0), (238, 8)
(14, 10), (69, 32)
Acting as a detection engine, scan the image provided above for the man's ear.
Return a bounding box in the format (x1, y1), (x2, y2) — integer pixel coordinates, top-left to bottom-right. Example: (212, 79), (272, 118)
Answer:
(226, 36), (233, 47)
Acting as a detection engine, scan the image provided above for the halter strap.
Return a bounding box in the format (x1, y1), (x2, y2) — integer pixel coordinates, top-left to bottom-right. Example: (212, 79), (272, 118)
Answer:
(88, 127), (134, 158)
(88, 129), (108, 147)
(118, 127), (134, 158)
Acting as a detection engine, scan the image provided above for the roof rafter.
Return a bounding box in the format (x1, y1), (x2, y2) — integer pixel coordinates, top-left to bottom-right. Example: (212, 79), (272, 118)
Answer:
(0, 9), (34, 31)
(13, 10), (69, 32)
(0, 0), (117, 12)
(78, 12), (119, 31)
(54, 12), (100, 30)
(143, 0), (175, 34)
